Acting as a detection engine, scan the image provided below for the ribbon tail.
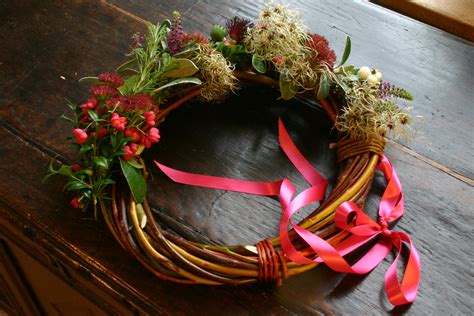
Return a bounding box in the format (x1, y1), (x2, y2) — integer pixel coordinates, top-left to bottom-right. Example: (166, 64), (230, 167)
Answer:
(384, 232), (421, 306)
(155, 161), (282, 196)
(278, 118), (328, 189)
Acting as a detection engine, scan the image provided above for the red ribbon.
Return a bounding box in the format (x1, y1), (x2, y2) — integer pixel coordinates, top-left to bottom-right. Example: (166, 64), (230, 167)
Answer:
(154, 118), (420, 306)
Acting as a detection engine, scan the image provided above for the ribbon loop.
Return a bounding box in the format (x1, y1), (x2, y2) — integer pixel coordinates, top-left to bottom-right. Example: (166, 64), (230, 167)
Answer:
(155, 118), (420, 306)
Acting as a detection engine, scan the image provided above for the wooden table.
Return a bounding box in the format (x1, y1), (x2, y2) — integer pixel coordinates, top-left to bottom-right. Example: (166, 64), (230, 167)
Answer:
(1, 0), (473, 314)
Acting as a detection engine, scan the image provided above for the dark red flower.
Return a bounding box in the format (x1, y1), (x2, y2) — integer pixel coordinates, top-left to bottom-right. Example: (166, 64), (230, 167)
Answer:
(98, 72), (124, 87)
(71, 164), (81, 172)
(226, 17), (253, 43)
(89, 85), (119, 98)
(106, 94), (158, 113)
(306, 33), (337, 68)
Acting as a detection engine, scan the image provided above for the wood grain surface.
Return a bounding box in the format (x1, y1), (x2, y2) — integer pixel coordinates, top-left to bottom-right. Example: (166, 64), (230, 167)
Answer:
(372, 0), (474, 42)
(1, 0), (473, 314)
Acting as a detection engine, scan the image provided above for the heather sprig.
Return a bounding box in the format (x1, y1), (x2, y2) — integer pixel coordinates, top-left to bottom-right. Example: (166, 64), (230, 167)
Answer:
(379, 81), (414, 101)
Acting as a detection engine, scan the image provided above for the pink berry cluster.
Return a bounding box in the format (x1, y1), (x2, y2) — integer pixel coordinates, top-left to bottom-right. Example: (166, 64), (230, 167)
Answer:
(73, 73), (161, 161)
(68, 72), (161, 208)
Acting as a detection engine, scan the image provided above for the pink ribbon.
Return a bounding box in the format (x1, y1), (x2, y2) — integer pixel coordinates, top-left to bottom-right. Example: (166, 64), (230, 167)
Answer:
(154, 118), (420, 306)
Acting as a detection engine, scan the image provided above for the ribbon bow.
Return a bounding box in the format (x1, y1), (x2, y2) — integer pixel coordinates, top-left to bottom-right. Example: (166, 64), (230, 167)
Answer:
(155, 118), (420, 306)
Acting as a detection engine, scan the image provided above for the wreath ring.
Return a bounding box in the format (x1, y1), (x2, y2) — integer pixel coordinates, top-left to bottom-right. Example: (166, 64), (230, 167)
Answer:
(47, 4), (419, 305)
(107, 88), (384, 286)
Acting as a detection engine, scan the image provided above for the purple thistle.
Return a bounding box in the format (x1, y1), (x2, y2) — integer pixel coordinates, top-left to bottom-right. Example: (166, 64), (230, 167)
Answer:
(226, 16), (253, 43)
(167, 11), (185, 54)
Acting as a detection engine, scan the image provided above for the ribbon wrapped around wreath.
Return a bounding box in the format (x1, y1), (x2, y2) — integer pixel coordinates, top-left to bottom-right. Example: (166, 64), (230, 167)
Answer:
(154, 118), (420, 306)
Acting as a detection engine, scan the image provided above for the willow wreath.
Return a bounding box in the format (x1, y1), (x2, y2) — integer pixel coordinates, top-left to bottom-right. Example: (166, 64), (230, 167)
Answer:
(46, 4), (420, 306)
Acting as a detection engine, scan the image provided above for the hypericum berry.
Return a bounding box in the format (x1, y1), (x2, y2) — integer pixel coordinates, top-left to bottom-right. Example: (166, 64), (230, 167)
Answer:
(70, 197), (81, 209)
(90, 127), (107, 140)
(71, 164), (81, 172)
(211, 25), (228, 42)
(124, 128), (141, 142)
(141, 127), (160, 148)
(110, 113), (127, 131)
(122, 143), (139, 160)
(366, 74), (379, 86)
(98, 72), (124, 87)
(79, 116), (89, 124)
(73, 128), (88, 144)
(357, 66), (371, 80)
(80, 98), (98, 110)
(144, 111), (156, 127)
(272, 56), (285, 64)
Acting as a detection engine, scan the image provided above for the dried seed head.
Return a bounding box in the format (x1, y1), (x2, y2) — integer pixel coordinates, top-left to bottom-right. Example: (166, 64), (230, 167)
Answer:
(195, 45), (238, 102)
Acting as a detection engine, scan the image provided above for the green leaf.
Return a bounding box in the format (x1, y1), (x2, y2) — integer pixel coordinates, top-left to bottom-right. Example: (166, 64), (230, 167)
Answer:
(279, 69), (297, 100)
(336, 36), (351, 67)
(152, 77), (202, 93)
(78, 76), (103, 85)
(172, 45), (200, 58)
(316, 73), (331, 100)
(120, 158), (147, 204)
(333, 75), (350, 94)
(80, 145), (92, 154)
(64, 180), (89, 191)
(61, 114), (75, 124)
(252, 55), (266, 74)
(162, 58), (199, 77)
(94, 156), (109, 169)
(127, 159), (144, 169)
(118, 74), (140, 95)
(87, 110), (99, 121)
(116, 59), (137, 75)
(58, 165), (73, 177)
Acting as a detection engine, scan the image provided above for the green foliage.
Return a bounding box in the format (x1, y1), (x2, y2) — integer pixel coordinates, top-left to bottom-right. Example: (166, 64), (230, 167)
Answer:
(210, 25), (227, 42)
(279, 69), (297, 100)
(78, 77), (103, 85)
(316, 72), (330, 100)
(162, 58), (199, 77)
(120, 158), (147, 204)
(251, 55), (266, 74)
(336, 36), (351, 68)
(216, 42), (249, 65)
